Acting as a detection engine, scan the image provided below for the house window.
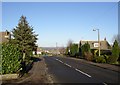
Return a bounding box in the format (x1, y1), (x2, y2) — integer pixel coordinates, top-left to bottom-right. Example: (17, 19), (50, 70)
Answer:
(94, 43), (99, 47)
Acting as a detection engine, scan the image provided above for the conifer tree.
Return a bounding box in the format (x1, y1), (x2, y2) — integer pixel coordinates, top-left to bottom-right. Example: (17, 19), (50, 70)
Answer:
(12, 16), (38, 61)
(112, 40), (119, 59)
(108, 40), (119, 64)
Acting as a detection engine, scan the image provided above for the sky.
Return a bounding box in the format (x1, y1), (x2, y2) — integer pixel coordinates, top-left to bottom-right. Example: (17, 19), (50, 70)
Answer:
(1, 2), (118, 47)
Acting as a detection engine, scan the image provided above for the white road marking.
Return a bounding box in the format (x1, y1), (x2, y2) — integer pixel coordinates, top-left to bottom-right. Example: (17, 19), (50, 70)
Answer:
(55, 58), (91, 78)
(55, 58), (63, 63)
(75, 68), (91, 78)
(103, 82), (107, 85)
(55, 58), (59, 61)
(64, 63), (72, 67)
(58, 60), (63, 63)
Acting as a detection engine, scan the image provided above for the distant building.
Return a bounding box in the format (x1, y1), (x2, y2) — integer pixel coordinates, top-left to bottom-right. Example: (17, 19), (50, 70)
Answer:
(0, 30), (11, 44)
(50, 48), (60, 55)
(79, 38), (111, 50)
(36, 47), (43, 55)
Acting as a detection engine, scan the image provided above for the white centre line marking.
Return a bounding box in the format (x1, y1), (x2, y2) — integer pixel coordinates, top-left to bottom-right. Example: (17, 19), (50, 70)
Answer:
(64, 63), (72, 67)
(58, 60), (63, 63)
(55, 58), (91, 78)
(55, 58), (58, 61)
(75, 68), (91, 78)
(103, 82), (107, 85)
(55, 58), (63, 63)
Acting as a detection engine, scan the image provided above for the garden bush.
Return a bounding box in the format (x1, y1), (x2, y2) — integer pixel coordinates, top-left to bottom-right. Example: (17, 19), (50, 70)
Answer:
(84, 52), (93, 61)
(94, 55), (106, 63)
(107, 56), (118, 64)
(2, 43), (22, 74)
(81, 42), (93, 61)
(69, 44), (78, 57)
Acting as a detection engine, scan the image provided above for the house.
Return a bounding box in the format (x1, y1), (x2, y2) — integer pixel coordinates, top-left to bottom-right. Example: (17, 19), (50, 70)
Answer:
(79, 38), (111, 50)
(0, 30), (11, 44)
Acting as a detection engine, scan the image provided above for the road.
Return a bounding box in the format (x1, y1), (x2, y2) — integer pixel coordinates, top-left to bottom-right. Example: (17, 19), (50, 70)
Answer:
(44, 56), (120, 84)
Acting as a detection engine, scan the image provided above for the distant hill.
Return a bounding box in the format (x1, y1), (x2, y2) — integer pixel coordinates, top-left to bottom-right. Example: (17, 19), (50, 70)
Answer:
(40, 47), (66, 51)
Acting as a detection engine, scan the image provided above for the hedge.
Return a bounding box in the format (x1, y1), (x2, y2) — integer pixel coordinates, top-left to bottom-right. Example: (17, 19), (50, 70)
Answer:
(2, 43), (22, 74)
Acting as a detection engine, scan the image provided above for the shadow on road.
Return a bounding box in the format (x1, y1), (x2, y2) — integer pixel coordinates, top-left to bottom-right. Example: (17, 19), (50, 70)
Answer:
(25, 57), (42, 73)
(31, 57), (42, 62)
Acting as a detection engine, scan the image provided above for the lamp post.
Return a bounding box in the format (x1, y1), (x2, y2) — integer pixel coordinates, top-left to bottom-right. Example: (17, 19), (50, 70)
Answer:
(56, 42), (57, 55)
(93, 29), (100, 56)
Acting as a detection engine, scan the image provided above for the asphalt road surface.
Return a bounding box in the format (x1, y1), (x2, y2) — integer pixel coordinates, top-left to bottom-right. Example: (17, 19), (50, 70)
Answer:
(44, 56), (120, 84)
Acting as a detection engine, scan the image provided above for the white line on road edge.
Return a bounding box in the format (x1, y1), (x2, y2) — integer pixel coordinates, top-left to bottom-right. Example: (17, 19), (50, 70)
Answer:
(64, 63), (72, 68)
(75, 68), (91, 78)
(103, 82), (107, 85)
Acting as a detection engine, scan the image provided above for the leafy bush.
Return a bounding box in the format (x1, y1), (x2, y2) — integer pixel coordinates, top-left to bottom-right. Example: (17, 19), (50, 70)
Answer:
(91, 49), (97, 56)
(81, 42), (93, 61)
(107, 56), (118, 64)
(81, 42), (90, 57)
(84, 52), (93, 61)
(94, 55), (106, 63)
(2, 43), (22, 74)
(103, 55), (109, 60)
(69, 44), (78, 57)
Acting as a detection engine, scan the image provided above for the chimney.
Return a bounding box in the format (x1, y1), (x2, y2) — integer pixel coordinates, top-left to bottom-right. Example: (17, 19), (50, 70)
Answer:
(104, 37), (106, 41)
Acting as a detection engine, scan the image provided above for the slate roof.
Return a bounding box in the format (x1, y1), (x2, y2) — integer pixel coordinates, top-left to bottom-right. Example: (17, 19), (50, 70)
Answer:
(79, 40), (111, 50)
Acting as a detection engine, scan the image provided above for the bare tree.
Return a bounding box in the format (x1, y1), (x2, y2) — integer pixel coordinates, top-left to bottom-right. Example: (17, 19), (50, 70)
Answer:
(67, 39), (73, 47)
(59, 47), (66, 54)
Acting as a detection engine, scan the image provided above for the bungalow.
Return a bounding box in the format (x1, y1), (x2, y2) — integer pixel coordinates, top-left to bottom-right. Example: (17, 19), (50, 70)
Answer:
(79, 38), (111, 50)
(79, 38), (112, 55)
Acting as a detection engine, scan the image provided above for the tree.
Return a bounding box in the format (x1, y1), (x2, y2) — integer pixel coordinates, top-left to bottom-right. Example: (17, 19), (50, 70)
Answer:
(69, 43), (78, 57)
(108, 40), (119, 64)
(81, 42), (90, 56)
(67, 39), (73, 49)
(112, 40), (119, 60)
(12, 16), (38, 61)
(65, 39), (73, 55)
(59, 47), (65, 54)
(112, 34), (120, 47)
(81, 42), (93, 61)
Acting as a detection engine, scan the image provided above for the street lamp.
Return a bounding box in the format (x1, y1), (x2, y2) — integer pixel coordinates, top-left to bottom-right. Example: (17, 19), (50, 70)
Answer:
(93, 29), (100, 56)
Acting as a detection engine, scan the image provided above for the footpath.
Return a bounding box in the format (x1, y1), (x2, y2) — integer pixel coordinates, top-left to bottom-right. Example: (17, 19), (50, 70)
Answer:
(69, 57), (120, 73)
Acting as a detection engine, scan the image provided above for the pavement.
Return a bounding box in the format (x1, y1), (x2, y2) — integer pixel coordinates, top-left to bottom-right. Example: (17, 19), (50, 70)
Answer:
(67, 57), (120, 73)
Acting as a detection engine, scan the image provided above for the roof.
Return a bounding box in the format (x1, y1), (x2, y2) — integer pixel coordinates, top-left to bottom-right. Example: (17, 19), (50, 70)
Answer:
(79, 40), (111, 50)
(0, 31), (11, 44)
